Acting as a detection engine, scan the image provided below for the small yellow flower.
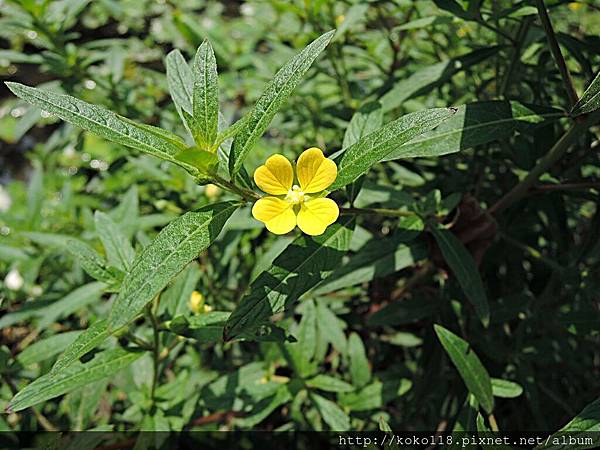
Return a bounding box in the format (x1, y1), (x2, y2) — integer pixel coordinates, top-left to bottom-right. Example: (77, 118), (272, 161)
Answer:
(251, 147), (339, 236)
(568, 2), (582, 11)
(189, 290), (211, 314)
(204, 183), (220, 199)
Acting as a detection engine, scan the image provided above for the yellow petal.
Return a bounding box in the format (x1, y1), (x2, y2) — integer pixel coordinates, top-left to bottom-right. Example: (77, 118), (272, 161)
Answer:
(252, 197), (296, 235)
(297, 197), (339, 236)
(254, 154), (294, 195)
(296, 147), (337, 194)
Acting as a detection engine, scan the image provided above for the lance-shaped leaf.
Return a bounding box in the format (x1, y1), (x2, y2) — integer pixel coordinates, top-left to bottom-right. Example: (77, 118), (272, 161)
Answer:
(571, 71), (600, 116)
(538, 397), (600, 450)
(331, 107), (456, 190)
(7, 347), (144, 413)
(52, 319), (111, 373)
(224, 217), (354, 340)
(192, 40), (219, 148)
(94, 211), (135, 272)
(434, 324), (494, 414)
(311, 393), (351, 431)
(380, 47), (501, 112)
(382, 101), (564, 161)
(4, 82), (196, 174)
(16, 331), (82, 367)
(108, 202), (239, 330)
(165, 49), (193, 125)
(429, 222), (489, 326)
(229, 30), (334, 176)
(64, 238), (123, 287)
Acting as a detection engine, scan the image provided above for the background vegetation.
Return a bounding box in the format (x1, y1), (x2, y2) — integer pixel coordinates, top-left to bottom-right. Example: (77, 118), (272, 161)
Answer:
(1, 0), (599, 443)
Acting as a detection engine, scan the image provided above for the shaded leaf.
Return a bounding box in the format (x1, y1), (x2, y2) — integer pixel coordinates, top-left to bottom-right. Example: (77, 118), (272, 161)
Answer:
(224, 218), (354, 340)
(429, 223), (489, 326)
(434, 324), (494, 414)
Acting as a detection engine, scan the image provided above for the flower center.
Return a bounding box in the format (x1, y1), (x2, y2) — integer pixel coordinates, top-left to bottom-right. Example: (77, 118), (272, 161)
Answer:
(285, 185), (306, 205)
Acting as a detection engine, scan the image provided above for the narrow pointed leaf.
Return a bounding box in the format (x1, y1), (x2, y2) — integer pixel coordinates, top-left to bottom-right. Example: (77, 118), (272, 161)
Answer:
(5, 82), (194, 172)
(7, 347), (145, 413)
(538, 397), (600, 450)
(229, 30), (335, 176)
(94, 211), (135, 272)
(192, 40), (219, 147)
(434, 324), (494, 414)
(311, 393), (351, 431)
(382, 101), (564, 161)
(108, 202), (239, 330)
(16, 331), (82, 367)
(52, 319), (111, 373)
(165, 49), (193, 116)
(64, 238), (123, 287)
(429, 223), (490, 326)
(224, 217), (354, 340)
(571, 71), (600, 116)
(331, 107), (456, 189)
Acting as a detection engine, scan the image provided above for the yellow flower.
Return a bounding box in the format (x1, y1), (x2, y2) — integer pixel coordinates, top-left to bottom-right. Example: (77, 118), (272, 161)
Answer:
(204, 183), (220, 199)
(568, 2), (582, 11)
(189, 290), (211, 314)
(251, 147), (339, 236)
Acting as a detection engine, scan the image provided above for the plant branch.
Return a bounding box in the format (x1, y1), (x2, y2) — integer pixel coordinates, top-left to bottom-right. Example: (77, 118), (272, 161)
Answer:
(535, 0), (579, 108)
(489, 110), (600, 215)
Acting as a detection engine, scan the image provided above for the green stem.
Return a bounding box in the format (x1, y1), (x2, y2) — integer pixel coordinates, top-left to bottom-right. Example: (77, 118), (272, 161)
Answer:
(212, 175), (259, 202)
(488, 413), (500, 432)
(148, 299), (161, 406)
(339, 207), (417, 218)
(535, 0), (579, 108)
(489, 111), (600, 215)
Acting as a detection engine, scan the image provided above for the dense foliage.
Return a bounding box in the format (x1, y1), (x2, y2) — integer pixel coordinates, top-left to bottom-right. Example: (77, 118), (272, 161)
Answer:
(1, 0), (599, 442)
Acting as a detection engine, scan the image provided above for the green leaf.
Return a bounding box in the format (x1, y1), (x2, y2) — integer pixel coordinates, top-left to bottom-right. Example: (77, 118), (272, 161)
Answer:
(380, 47), (501, 112)
(160, 262), (202, 316)
(234, 385), (292, 428)
(348, 332), (370, 388)
(311, 393), (351, 431)
(491, 378), (523, 398)
(192, 40), (219, 148)
(108, 201), (239, 330)
(52, 319), (111, 373)
(367, 297), (438, 327)
(333, 4), (369, 41)
(429, 223), (489, 326)
(285, 300), (317, 377)
(64, 238), (123, 288)
(38, 282), (106, 329)
(382, 101), (564, 161)
(314, 232), (427, 295)
(306, 375), (354, 393)
(316, 302), (347, 353)
(343, 101), (383, 149)
(339, 379), (412, 411)
(94, 211), (135, 272)
(229, 30), (334, 176)
(331, 107), (456, 190)
(571, 71), (600, 116)
(7, 347), (145, 413)
(433, 0), (478, 20)
(174, 147), (219, 174)
(537, 397), (600, 450)
(5, 82), (194, 173)
(433, 324), (494, 414)
(223, 218), (354, 340)
(165, 49), (193, 121)
(15, 331), (82, 367)
(167, 312), (231, 342)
